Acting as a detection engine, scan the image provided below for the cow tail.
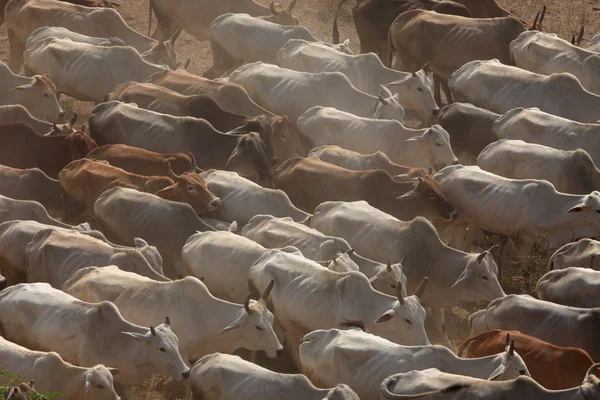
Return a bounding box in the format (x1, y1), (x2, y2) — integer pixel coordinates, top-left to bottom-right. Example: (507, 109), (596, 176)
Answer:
(457, 333), (481, 357)
(332, 0), (351, 44)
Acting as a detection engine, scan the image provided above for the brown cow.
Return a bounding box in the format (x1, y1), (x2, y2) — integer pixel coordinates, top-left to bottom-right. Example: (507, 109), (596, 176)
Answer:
(0, 122), (97, 178)
(458, 329), (594, 390)
(5, 382), (40, 400)
(88, 144), (198, 176)
(59, 158), (221, 223)
(106, 81), (305, 163)
(272, 157), (456, 221)
(0, 165), (63, 217)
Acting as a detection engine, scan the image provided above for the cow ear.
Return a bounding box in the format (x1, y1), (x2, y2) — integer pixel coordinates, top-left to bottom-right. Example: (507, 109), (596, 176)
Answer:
(122, 331), (152, 343)
(134, 237), (149, 248)
(404, 135), (425, 143)
(488, 364), (507, 381)
(220, 314), (245, 334)
(567, 201), (587, 213)
(374, 310), (395, 324)
(84, 371), (93, 395)
(397, 190), (416, 200)
(451, 268), (471, 288)
(10, 83), (32, 92)
(107, 367), (119, 376)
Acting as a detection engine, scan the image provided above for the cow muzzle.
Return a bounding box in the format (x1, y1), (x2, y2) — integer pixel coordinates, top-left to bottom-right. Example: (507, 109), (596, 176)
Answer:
(208, 197), (222, 211)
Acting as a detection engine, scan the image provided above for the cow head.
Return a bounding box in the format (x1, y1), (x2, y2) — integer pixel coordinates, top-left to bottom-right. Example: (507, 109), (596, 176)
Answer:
(155, 155), (222, 214)
(566, 191), (600, 237)
(385, 66), (438, 122)
(142, 28), (182, 70)
(403, 125), (458, 169)
(268, 115), (306, 161)
(396, 175), (457, 222)
(220, 279), (284, 358)
(226, 132), (273, 184)
(46, 113), (78, 136)
(261, 0), (299, 25)
(122, 316), (190, 381)
(83, 365), (120, 400)
(369, 258), (408, 297)
(488, 334), (530, 381)
(571, 26), (585, 47)
(372, 277), (430, 346)
(528, 5), (546, 31)
(322, 384), (360, 400)
(134, 237), (164, 275)
(66, 132), (98, 160)
(323, 249), (360, 273)
(372, 85), (404, 121)
(11, 74), (64, 122)
(452, 245), (506, 302)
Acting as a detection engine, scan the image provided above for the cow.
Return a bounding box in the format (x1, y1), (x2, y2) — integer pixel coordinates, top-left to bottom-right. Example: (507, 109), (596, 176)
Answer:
(62, 265), (283, 364)
(240, 214), (408, 294)
(548, 239), (600, 271)
(206, 14), (347, 78)
(0, 274), (5, 290)
(510, 30), (600, 95)
(93, 187), (218, 278)
(228, 62), (405, 122)
(189, 353), (358, 400)
(0, 219), (164, 287)
(3, 382), (40, 400)
(477, 140), (600, 194)
(310, 200), (505, 348)
(147, 0), (297, 41)
(299, 328), (529, 400)
(0, 195), (70, 228)
(0, 165), (63, 217)
(386, 10), (527, 104)
(379, 364), (600, 400)
(434, 164), (600, 251)
(5, 0), (176, 72)
(105, 82), (305, 164)
(0, 63), (63, 122)
(585, 32), (600, 53)
(453, 0), (516, 18)
(331, 0), (470, 58)
(25, 228), (168, 287)
(273, 157), (456, 221)
(458, 329), (594, 390)
(146, 69), (275, 116)
(297, 107), (457, 169)
(59, 158), (221, 223)
(23, 38), (170, 103)
(0, 282), (190, 400)
(436, 103), (499, 162)
(249, 249), (430, 366)
(308, 145), (428, 178)
(199, 169), (309, 225)
(449, 59), (600, 123)
(536, 267), (600, 308)
(469, 294), (600, 361)
(88, 144), (197, 176)
(491, 107), (600, 165)
(26, 26), (125, 48)
(276, 39), (438, 122)
(0, 337), (119, 400)
(89, 101), (272, 184)
(0, 105), (76, 135)
(0, 123), (97, 178)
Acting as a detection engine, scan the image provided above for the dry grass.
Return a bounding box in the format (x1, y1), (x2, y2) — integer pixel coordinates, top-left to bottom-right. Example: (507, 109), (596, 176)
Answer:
(0, 0), (596, 397)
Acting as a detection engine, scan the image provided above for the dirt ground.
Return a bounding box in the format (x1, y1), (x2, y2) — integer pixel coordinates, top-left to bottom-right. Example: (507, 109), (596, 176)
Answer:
(0, 0), (598, 397)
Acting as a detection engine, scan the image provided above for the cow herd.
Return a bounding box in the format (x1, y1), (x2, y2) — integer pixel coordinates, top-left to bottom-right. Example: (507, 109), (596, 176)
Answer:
(1, 0), (600, 399)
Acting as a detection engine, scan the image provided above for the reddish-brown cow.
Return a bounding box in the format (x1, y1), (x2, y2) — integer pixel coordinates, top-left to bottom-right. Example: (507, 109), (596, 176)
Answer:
(458, 329), (594, 390)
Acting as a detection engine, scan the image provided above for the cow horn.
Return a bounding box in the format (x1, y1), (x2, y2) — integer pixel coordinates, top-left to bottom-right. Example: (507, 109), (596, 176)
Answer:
(69, 113), (78, 127)
(505, 333), (511, 347)
(288, 0), (297, 11)
(150, 326), (156, 337)
(188, 152), (198, 172)
(571, 34), (576, 45)
(508, 339), (515, 356)
(400, 254), (407, 265)
(170, 27), (182, 43)
(421, 61), (431, 71)
(532, 11), (539, 30)
(539, 5), (546, 28)
(183, 58), (191, 70)
(260, 279), (275, 300)
(577, 25), (585, 46)
(244, 293), (253, 314)
(387, 260), (392, 272)
(487, 244), (500, 256)
(414, 277), (428, 299)
(346, 248), (354, 256)
(167, 162), (181, 181)
(396, 284), (405, 305)
(270, 1), (276, 14)
(164, 316), (170, 326)
(411, 65), (417, 77)
(378, 95), (389, 106)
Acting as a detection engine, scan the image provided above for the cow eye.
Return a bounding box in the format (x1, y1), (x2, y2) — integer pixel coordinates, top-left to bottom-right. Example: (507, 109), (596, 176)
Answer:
(519, 370), (526, 375)
(596, 210), (600, 214)
(43, 93), (50, 98)
(389, 284), (396, 289)
(159, 347), (167, 352)
(96, 385), (104, 389)
(435, 143), (442, 147)
(404, 318), (412, 325)
(186, 186), (194, 192)
(417, 87), (424, 92)
(481, 275), (489, 281)
(427, 192), (437, 199)
(255, 326), (263, 331)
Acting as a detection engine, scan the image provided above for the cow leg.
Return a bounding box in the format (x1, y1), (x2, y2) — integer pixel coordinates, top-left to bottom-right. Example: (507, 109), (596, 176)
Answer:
(204, 39), (236, 79)
(7, 29), (24, 73)
(433, 74), (443, 107)
(431, 307), (453, 351)
(441, 78), (454, 104)
(61, 188), (86, 225)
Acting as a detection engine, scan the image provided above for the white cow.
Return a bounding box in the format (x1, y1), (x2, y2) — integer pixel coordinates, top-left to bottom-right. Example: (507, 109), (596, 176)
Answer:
(510, 30), (600, 95)
(249, 249), (430, 367)
(297, 107), (457, 169)
(0, 62), (63, 122)
(0, 195), (70, 227)
(310, 200), (505, 348)
(477, 140), (600, 194)
(240, 214), (408, 295)
(434, 164), (600, 250)
(299, 328), (529, 400)
(0, 337), (119, 400)
(277, 39), (438, 121)
(62, 266), (283, 364)
(26, 26), (125, 49)
(24, 228), (168, 287)
(228, 62), (405, 121)
(0, 282), (190, 400)
(190, 353), (359, 400)
(547, 239), (600, 271)
(536, 267), (600, 308)
(585, 32), (600, 53)
(491, 107), (600, 166)
(23, 38), (166, 102)
(449, 59), (600, 123)
(200, 169), (309, 225)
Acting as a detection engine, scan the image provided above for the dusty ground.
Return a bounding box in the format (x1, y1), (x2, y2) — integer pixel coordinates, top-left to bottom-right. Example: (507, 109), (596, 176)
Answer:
(0, 0), (597, 397)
